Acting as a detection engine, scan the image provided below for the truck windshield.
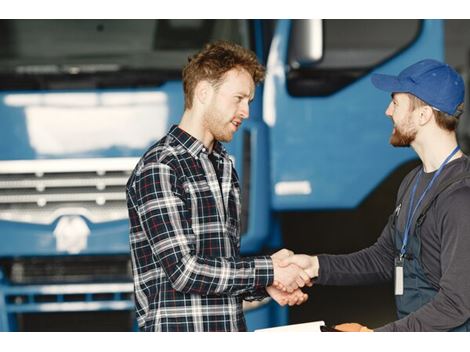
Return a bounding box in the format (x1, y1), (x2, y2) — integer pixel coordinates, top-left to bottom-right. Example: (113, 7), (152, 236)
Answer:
(0, 20), (250, 89)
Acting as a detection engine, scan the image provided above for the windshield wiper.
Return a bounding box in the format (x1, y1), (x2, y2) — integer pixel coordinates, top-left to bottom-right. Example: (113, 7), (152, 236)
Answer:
(15, 63), (121, 75)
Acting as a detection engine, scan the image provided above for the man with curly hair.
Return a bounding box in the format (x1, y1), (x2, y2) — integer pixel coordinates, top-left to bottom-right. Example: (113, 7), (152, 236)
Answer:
(126, 41), (310, 332)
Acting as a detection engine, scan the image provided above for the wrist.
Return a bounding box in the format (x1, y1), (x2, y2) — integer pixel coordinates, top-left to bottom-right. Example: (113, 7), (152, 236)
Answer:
(311, 256), (319, 278)
(255, 256), (275, 288)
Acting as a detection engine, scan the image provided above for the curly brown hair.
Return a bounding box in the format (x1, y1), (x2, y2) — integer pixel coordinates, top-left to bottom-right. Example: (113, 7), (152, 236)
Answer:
(182, 40), (265, 110)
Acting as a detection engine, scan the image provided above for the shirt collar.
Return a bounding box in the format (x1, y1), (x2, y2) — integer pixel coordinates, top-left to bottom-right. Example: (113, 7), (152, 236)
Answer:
(168, 125), (227, 159)
(211, 139), (226, 159)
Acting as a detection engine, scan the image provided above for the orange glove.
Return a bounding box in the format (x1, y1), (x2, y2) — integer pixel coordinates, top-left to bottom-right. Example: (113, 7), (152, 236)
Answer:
(334, 322), (373, 332)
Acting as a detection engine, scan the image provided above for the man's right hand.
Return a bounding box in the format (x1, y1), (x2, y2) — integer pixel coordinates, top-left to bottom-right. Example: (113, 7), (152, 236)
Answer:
(271, 257), (312, 292)
(279, 254), (318, 278)
(272, 254), (318, 291)
(268, 249), (309, 305)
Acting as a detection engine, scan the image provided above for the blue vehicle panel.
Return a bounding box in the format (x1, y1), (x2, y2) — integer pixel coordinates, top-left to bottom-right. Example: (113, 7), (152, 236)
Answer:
(267, 20), (444, 210)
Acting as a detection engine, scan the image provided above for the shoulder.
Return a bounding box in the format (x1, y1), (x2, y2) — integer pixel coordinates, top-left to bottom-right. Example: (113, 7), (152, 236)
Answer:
(431, 178), (470, 227)
(135, 134), (187, 174)
(437, 155), (470, 203)
(142, 135), (182, 165)
(128, 134), (185, 188)
(438, 183), (470, 211)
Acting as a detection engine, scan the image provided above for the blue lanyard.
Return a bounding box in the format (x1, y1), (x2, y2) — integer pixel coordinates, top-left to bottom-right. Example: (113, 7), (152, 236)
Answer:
(400, 145), (460, 257)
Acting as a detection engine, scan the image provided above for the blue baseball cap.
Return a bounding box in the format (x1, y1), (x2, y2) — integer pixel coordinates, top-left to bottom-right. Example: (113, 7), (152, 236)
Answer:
(371, 59), (464, 116)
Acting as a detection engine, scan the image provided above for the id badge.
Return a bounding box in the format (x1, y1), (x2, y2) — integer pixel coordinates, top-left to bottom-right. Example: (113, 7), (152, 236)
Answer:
(394, 256), (404, 296)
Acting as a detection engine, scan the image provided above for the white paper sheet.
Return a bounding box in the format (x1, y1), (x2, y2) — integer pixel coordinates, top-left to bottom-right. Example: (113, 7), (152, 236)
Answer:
(255, 320), (325, 332)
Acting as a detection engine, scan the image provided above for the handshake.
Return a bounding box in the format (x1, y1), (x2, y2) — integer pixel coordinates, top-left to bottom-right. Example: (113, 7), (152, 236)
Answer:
(266, 249), (374, 332)
(267, 249), (318, 307)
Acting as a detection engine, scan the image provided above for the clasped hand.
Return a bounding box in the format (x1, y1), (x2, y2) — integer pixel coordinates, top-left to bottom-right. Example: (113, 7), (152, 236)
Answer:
(266, 251), (374, 330)
(266, 249), (314, 306)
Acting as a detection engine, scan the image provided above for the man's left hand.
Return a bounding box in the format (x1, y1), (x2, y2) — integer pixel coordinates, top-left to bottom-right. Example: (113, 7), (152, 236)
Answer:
(266, 285), (308, 306)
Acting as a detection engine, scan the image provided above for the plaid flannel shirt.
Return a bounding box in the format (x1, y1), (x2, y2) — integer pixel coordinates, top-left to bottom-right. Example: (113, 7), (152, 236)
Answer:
(126, 125), (274, 332)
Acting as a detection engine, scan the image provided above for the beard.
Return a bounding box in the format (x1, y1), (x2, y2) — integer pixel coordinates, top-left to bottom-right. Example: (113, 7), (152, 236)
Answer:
(204, 103), (235, 143)
(390, 124), (417, 147)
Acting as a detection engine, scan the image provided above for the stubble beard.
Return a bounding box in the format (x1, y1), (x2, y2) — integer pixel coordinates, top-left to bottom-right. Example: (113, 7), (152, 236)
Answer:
(204, 104), (234, 143)
(390, 124), (417, 147)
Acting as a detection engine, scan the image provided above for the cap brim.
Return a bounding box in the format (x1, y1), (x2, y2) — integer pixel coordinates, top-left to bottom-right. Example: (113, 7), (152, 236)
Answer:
(371, 73), (406, 93)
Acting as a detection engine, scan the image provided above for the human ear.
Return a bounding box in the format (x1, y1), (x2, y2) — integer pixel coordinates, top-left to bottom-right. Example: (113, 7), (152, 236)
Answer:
(419, 106), (433, 125)
(194, 80), (213, 105)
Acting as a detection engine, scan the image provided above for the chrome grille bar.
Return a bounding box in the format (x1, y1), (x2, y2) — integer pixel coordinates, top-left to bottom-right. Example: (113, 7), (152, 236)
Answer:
(0, 158), (139, 224)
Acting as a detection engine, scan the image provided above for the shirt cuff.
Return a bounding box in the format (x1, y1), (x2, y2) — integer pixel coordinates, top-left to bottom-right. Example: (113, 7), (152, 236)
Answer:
(243, 287), (268, 302)
(315, 255), (331, 285)
(252, 256), (274, 288)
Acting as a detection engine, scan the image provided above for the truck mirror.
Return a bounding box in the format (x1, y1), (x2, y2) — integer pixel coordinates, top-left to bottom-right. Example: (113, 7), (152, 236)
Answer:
(288, 19), (324, 69)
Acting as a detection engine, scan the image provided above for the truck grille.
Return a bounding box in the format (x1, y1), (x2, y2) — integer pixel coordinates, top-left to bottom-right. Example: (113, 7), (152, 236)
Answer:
(3, 255), (133, 284)
(17, 311), (135, 332)
(0, 158), (138, 224)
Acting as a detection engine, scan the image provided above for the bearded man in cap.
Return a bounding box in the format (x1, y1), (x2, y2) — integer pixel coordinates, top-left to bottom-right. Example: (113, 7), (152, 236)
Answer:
(277, 59), (470, 332)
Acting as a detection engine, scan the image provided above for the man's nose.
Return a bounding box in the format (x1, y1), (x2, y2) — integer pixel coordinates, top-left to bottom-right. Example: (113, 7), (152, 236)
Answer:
(239, 102), (249, 119)
(385, 102), (394, 118)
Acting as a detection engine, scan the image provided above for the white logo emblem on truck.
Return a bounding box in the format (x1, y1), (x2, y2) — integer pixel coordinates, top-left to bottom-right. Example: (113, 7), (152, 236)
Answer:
(53, 216), (90, 254)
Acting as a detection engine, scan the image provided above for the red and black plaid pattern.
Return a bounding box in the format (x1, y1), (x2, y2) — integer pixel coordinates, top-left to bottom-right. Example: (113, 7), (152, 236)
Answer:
(126, 126), (273, 331)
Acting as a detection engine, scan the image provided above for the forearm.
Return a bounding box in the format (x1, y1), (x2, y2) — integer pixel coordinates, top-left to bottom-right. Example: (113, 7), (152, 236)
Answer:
(316, 244), (394, 286)
(165, 253), (274, 296)
(313, 217), (397, 286)
(142, 205), (274, 296)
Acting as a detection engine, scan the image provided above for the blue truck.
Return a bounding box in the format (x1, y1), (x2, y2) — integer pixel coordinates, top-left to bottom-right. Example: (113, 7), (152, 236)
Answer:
(0, 19), (445, 331)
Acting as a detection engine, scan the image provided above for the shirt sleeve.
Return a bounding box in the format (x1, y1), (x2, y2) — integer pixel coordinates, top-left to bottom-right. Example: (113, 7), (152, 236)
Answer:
(376, 187), (470, 332)
(242, 287), (269, 301)
(134, 161), (274, 296)
(315, 214), (396, 286)
(314, 171), (417, 287)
